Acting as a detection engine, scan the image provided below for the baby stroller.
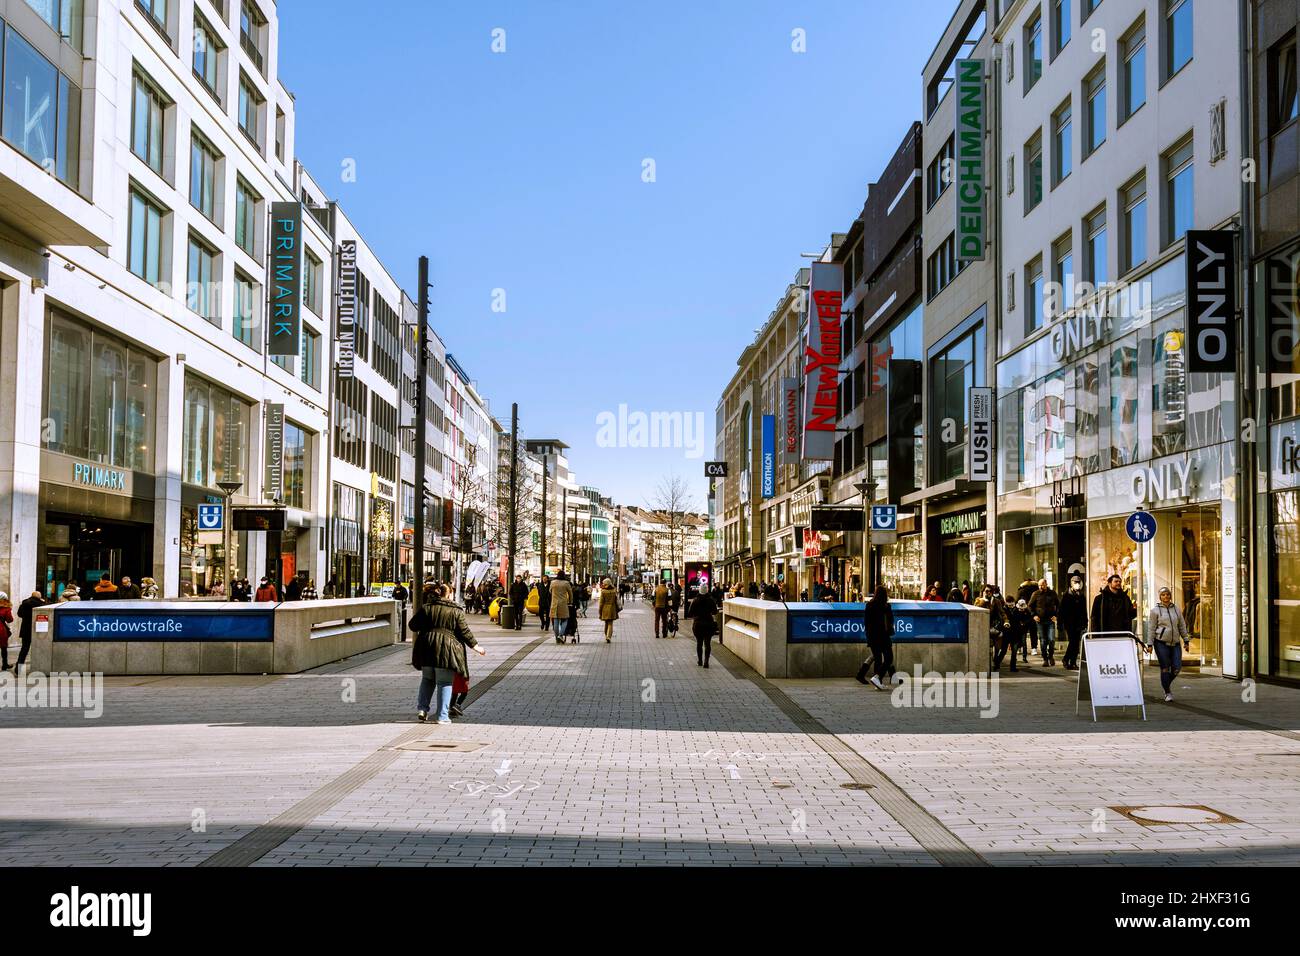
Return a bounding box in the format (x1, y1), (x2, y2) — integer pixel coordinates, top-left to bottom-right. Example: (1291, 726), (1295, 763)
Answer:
(666, 609), (679, 638)
(563, 606), (580, 644)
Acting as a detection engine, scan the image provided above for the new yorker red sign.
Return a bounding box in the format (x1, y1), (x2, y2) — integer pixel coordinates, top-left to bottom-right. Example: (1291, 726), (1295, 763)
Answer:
(803, 261), (842, 461)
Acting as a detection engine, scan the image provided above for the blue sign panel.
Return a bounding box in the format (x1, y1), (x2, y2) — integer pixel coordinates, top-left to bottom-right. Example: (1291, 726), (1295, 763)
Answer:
(54, 608), (275, 642)
(871, 505), (897, 531)
(761, 415), (776, 499)
(786, 601), (969, 644)
(1126, 510), (1157, 543)
(197, 503), (224, 531)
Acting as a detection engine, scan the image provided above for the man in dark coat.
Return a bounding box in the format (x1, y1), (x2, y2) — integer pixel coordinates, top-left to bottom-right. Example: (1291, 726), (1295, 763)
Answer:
(1027, 579), (1060, 665)
(508, 575), (528, 630)
(15, 591), (44, 674)
(1058, 577), (1088, 669)
(285, 574), (303, 602)
(1090, 574), (1137, 636)
(537, 574), (551, 630)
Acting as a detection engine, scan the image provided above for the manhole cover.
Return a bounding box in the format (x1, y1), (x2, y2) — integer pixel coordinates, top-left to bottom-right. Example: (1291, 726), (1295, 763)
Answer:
(840, 782), (875, 791)
(395, 740), (489, 753)
(1111, 805), (1241, 826)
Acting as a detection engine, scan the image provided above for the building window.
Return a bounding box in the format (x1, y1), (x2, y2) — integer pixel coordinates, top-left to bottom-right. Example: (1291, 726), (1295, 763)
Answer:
(1024, 8), (1043, 92)
(1051, 233), (1074, 317)
(1163, 136), (1193, 248)
(928, 323), (985, 484)
(189, 131), (219, 222)
(1024, 131), (1043, 213)
(44, 310), (156, 472)
(274, 106), (285, 161)
(192, 13), (223, 101)
(127, 186), (166, 286)
(1270, 37), (1299, 133)
(927, 233), (960, 300)
(370, 394), (398, 483)
(2, 23), (81, 189)
(1052, 0), (1070, 57)
(1083, 62), (1106, 157)
(233, 271), (259, 351)
(25, 0), (84, 49)
(182, 373), (252, 489)
(1163, 0), (1192, 81)
(1121, 173), (1147, 274)
(303, 251), (322, 315)
(1120, 19), (1146, 123)
(927, 135), (954, 208)
(1084, 204), (1107, 287)
(187, 233), (219, 325)
(135, 0), (168, 38)
(302, 326), (320, 389)
(1052, 98), (1071, 186)
(131, 70), (167, 175)
(1026, 256), (1045, 333)
(237, 72), (263, 148)
(371, 293), (401, 387)
(283, 421), (308, 509)
(235, 176), (259, 256)
(334, 373), (368, 468)
(1082, 0), (1102, 20)
(239, 1), (266, 74)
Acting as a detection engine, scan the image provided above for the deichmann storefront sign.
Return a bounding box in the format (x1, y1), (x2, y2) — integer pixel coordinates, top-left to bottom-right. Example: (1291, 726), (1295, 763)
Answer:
(53, 607), (275, 642)
(337, 239), (358, 378)
(954, 58), (985, 262)
(761, 414), (775, 499)
(264, 403), (285, 502)
(968, 386), (993, 481)
(268, 202), (303, 357)
(782, 377), (800, 464)
(787, 602), (969, 644)
(1185, 230), (1237, 373)
(938, 508), (985, 537)
(803, 261), (843, 461)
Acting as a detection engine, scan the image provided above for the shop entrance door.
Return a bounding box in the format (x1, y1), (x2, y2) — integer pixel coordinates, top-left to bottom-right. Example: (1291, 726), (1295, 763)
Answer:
(1056, 522), (1087, 588)
(50, 515), (152, 596)
(1152, 506), (1222, 671)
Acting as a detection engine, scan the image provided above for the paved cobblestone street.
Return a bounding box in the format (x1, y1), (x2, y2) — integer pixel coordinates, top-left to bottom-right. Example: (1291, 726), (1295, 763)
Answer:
(2, 603), (1298, 866)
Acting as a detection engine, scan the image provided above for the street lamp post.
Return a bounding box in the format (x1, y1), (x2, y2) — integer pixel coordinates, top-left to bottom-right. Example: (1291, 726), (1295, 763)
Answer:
(854, 478), (878, 643)
(217, 478), (243, 598)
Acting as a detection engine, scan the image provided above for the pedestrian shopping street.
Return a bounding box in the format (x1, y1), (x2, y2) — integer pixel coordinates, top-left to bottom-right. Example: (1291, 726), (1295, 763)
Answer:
(2, 603), (1297, 867)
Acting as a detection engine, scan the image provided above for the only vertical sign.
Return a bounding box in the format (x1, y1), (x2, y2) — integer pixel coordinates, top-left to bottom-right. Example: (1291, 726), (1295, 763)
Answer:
(268, 202), (303, 356)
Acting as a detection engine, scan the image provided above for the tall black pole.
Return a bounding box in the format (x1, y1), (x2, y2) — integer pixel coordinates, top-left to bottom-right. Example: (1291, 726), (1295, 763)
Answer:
(413, 256), (430, 613)
(561, 486), (568, 574)
(508, 403), (518, 589)
(540, 459), (548, 575)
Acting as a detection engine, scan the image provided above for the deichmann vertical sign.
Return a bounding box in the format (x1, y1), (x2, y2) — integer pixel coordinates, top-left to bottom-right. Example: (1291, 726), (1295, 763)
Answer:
(968, 386), (993, 481)
(1185, 230), (1237, 373)
(781, 377), (800, 464)
(761, 414), (776, 499)
(954, 58), (985, 262)
(803, 261), (842, 461)
(337, 239), (358, 378)
(268, 203), (303, 356)
(264, 403), (285, 503)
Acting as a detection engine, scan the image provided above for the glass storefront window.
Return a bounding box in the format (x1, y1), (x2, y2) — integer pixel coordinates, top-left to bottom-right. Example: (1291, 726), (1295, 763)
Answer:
(1088, 516), (1139, 612)
(878, 533), (922, 600)
(1108, 334), (1140, 466)
(1269, 491), (1300, 680)
(283, 420), (308, 510)
(182, 373), (251, 489)
(1152, 318), (1188, 458)
(928, 322), (985, 485)
(44, 311), (156, 470)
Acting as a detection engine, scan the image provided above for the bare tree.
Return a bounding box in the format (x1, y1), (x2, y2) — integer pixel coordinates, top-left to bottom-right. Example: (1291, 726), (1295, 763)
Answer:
(489, 440), (543, 571)
(646, 473), (698, 576)
(450, 442), (487, 597)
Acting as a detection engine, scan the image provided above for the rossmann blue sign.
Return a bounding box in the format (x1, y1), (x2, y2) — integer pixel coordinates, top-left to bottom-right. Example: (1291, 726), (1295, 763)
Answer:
(787, 601), (968, 644)
(54, 608), (275, 642)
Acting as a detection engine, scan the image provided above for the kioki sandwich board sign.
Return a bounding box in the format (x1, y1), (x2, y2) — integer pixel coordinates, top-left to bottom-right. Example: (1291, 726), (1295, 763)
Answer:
(1077, 634), (1147, 721)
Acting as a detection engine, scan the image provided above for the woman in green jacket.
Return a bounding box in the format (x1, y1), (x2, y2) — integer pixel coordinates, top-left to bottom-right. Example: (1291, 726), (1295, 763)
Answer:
(409, 584), (485, 723)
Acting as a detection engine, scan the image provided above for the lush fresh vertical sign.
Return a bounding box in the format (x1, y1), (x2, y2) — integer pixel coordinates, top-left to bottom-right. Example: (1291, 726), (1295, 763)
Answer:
(268, 202), (303, 356)
(761, 414), (776, 499)
(955, 58), (985, 262)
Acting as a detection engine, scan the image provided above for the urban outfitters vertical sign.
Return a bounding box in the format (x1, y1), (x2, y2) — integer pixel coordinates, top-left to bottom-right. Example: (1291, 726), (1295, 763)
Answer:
(803, 261), (842, 461)
(955, 58), (985, 262)
(336, 240), (357, 378)
(264, 403), (285, 503)
(268, 203), (302, 356)
(1185, 230), (1237, 373)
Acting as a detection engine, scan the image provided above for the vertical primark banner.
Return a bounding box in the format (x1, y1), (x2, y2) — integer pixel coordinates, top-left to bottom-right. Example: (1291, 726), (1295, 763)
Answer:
(761, 414), (776, 498)
(337, 239), (357, 378)
(803, 261), (842, 461)
(268, 202), (303, 356)
(264, 403), (285, 503)
(954, 58), (985, 262)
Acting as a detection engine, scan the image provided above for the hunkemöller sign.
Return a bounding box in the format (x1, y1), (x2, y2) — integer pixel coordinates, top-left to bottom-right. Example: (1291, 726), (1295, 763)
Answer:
(803, 261), (842, 461)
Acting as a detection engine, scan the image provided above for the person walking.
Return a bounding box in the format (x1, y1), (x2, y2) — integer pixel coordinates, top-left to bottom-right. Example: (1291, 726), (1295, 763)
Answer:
(549, 571), (574, 643)
(538, 574), (552, 630)
(508, 574), (528, 631)
(255, 577), (279, 602)
(854, 586), (895, 690)
(688, 584), (718, 667)
(57, 586), (80, 603)
(1059, 576), (1087, 669)
(13, 591), (44, 675)
(1148, 586), (1191, 702)
(301, 579), (318, 600)
(0, 593), (13, 672)
(409, 583), (485, 723)
(138, 577), (160, 599)
(1028, 578), (1060, 666)
(285, 574), (303, 602)
(116, 576), (141, 600)
(652, 580), (670, 638)
(323, 575), (339, 599)
(1008, 599), (1034, 666)
(989, 591), (1018, 672)
(578, 581), (591, 618)
(1090, 574), (1137, 637)
(597, 577), (620, 643)
(92, 574), (117, 600)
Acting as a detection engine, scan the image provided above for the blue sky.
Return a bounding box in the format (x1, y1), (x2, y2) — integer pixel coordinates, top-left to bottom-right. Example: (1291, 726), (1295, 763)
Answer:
(279, 0), (952, 507)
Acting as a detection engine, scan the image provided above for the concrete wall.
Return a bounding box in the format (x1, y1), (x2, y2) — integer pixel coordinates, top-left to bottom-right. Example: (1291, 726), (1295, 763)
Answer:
(29, 598), (398, 675)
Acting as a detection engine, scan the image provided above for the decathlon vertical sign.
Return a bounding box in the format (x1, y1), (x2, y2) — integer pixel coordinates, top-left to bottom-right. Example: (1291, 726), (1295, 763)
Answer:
(955, 58), (985, 262)
(803, 262), (842, 461)
(336, 240), (357, 378)
(264, 403), (285, 503)
(968, 386), (993, 481)
(1185, 230), (1237, 373)
(268, 203), (302, 356)
(761, 414), (776, 499)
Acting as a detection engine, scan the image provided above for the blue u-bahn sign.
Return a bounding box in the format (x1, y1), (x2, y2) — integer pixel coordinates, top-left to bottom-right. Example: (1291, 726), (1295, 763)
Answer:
(786, 601), (968, 644)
